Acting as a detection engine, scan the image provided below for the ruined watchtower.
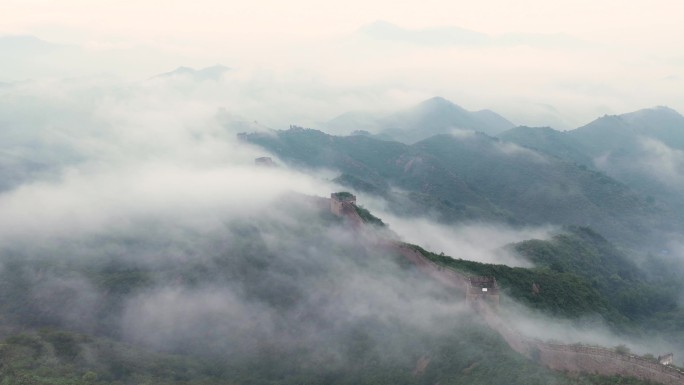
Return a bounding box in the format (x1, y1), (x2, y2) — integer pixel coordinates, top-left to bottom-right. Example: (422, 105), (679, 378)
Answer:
(466, 276), (500, 308)
(330, 192), (356, 217)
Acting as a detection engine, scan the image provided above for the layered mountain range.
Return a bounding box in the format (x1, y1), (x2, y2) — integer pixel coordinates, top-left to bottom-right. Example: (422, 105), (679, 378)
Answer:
(1, 77), (683, 384)
(244, 108), (684, 249)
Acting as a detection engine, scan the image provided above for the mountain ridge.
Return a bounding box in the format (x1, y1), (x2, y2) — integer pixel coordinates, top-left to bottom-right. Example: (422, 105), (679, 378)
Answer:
(499, 106), (684, 216)
(151, 64), (230, 81)
(241, 126), (664, 246)
(325, 96), (515, 142)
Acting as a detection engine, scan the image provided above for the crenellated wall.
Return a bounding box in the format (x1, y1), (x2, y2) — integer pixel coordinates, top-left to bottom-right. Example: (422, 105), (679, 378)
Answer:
(474, 295), (684, 385)
(330, 193), (356, 217)
(534, 343), (684, 384)
(391, 242), (684, 384)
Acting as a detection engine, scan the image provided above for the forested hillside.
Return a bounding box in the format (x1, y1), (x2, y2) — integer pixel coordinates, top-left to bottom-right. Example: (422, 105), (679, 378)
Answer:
(242, 127), (668, 247)
(499, 107), (684, 217)
(0, 195), (666, 385)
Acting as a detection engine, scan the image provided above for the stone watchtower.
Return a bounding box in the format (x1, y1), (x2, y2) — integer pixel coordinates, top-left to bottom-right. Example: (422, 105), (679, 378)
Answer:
(330, 192), (356, 216)
(658, 353), (674, 365)
(466, 276), (500, 308)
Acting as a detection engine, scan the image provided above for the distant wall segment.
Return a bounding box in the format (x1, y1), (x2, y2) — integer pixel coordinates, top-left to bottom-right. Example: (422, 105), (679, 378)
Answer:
(534, 343), (684, 385)
(392, 244), (684, 384)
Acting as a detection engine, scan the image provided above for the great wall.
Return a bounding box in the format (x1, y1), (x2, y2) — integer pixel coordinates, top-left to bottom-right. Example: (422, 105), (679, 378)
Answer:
(328, 192), (684, 385)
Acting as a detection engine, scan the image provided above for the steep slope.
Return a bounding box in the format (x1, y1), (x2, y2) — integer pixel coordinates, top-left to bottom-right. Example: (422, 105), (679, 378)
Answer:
(510, 227), (679, 323)
(0, 192), (638, 385)
(567, 107), (684, 213)
(0, 192), (671, 385)
(498, 126), (594, 167)
(472, 109), (518, 133)
(499, 107), (684, 225)
(413, 134), (660, 243)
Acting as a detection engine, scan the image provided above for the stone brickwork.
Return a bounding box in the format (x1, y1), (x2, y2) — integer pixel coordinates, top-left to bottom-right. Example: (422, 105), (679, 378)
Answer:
(466, 276), (500, 307)
(394, 245), (684, 384)
(534, 344), (684, 385)
(392, 244), (469, 289)
(471, 301), (684, 385)
(336, 194), (684, 385)
(330, 192), (356, 217)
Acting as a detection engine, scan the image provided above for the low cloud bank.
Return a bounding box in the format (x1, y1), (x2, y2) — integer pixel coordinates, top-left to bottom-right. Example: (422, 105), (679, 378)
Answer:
(367, 208), (553, 267)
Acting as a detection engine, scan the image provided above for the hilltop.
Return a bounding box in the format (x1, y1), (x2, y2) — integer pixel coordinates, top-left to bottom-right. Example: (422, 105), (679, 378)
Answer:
(324, 96), (515, 141)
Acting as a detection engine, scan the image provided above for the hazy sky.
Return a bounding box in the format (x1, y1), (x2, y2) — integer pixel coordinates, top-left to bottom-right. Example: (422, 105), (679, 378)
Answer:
(2, 0), (683, 128)
(2, 0), (681, 45)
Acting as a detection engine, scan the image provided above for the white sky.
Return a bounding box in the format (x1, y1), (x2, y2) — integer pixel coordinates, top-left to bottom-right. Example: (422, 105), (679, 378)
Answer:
(1, 0), (683, 128)
(2, 0), (681, 43)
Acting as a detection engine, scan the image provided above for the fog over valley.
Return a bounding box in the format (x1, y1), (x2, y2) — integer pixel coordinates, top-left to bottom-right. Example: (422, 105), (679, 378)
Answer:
(2, 2), (684, 385)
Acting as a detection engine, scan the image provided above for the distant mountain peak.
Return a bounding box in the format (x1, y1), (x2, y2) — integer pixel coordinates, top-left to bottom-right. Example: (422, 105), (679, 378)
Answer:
(324, 96), (514, 141)
(152, 64), (230, 81)
(414, 96), (467, 113)
(568, 105), (684, 157)
(615, 106), (684, 126)
(420, 96), (454, 106)
(382, 97), (514, 141)
(636, 105), (682, 117)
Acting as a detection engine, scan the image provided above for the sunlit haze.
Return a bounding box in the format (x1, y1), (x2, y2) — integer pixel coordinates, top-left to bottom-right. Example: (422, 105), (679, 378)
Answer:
(2, 0), (683, 128)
